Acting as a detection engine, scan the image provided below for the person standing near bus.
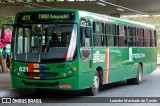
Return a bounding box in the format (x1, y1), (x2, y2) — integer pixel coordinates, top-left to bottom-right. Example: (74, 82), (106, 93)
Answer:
(2, 47), (7, 72)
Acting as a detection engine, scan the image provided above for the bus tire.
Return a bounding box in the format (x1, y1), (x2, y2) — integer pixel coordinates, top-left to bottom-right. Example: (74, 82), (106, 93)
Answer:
(127, 64), (143, 85)
(86, 71), (100, 96)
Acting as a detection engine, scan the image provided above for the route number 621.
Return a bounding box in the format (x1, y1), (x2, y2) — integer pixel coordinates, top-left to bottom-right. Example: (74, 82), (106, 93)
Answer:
(19, 66), (28, 72)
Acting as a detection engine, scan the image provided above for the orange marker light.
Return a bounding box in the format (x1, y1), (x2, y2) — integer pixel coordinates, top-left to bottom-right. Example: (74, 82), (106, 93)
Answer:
(73, 66), (77, 71)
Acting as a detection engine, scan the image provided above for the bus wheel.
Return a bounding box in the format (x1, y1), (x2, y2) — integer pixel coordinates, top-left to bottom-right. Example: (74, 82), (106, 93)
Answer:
(87, 71), (100, 96)
(127, 64), (143, 85)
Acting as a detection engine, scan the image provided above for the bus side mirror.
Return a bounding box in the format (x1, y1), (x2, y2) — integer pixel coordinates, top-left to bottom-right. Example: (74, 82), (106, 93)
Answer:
(1, 27), (5, 39)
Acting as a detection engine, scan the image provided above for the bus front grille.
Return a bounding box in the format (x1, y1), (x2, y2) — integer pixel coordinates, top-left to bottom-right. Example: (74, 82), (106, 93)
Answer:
(24, 72), (59, 79)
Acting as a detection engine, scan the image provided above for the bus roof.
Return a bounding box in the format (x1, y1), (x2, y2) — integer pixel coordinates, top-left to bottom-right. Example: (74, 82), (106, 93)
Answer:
(78, 10), (156, 30)
(16, 8), (156, 30)
(107, 16), (156, 30)
(16, 8), (78, 14)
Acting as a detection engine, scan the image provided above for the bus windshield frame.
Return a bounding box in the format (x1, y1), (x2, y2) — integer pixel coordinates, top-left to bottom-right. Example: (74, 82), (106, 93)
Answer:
(11, 22), (78, 63)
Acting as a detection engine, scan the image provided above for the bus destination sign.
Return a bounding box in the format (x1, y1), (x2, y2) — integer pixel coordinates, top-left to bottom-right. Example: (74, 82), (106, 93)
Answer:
(17, 12), (74, 22)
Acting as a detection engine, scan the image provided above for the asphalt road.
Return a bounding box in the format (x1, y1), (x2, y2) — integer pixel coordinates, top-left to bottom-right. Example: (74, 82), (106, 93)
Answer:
(0, 67), (160, 106)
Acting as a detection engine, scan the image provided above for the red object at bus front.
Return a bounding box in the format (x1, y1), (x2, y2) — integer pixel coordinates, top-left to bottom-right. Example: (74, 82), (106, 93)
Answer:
(59, 84), (72, 88)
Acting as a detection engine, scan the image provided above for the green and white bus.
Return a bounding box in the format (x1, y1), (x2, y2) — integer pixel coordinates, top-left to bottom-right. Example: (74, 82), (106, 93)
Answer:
(6, 9), (157, 95)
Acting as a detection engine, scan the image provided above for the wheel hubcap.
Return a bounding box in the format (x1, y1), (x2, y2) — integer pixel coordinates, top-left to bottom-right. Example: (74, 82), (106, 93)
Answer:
(93, 76), (99, 90)
(138, 67), (142, 82)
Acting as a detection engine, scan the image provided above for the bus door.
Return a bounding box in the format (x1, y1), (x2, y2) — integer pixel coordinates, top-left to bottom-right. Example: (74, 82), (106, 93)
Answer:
(79, 19), (93, 88)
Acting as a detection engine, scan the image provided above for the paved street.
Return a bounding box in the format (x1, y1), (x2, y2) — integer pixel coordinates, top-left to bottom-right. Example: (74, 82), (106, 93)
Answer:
(0, 71), (11, 91)
(0, 66), (160, 106)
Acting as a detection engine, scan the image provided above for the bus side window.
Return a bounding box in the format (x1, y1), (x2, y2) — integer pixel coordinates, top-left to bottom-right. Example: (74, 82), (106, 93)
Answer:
(118, 25), (127, 47)
(85, 27), (92, 47)
(106, 23), (116, 47)
(80, 27), (91, 47)
(128, 27), (136, 47)
(144, 29), (150, 47)
(93, 22), (104, 47)
(137, 28), (144, 47)
(154, 30), (156, 47)
(151, 30), (156, 47)
(80, 27), (85, 47)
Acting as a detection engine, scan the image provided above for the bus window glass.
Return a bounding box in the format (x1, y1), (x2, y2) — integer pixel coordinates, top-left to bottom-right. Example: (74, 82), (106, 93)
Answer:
(17, 28), (23, 54)
(93, 22), (104, 46)
(13, 24), (77, 62)
(118, 25), (126, 47)
(128, 27), (136, 47)
(151, 30), (156, 47)
(137, 28), (144, 47)
(106, 24), (116, 47)
(144, 29), (150, 47)
(80, 27), (91, 47)
(16, 27), (32, 54)
(154, 31), (156, 47)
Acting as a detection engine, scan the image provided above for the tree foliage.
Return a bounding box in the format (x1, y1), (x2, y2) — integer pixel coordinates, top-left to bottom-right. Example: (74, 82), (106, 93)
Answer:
(0, 17), (14, 28)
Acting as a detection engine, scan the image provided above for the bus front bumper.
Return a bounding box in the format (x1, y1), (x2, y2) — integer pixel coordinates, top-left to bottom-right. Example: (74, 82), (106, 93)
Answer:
(11, 74), (79, 90)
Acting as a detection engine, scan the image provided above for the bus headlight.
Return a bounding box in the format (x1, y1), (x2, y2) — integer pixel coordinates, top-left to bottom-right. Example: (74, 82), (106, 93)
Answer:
(62, 73), (67, 77)
(68, 70), (72, 74)
(18, 72), (21, 76)
(73, 66), (77, 71)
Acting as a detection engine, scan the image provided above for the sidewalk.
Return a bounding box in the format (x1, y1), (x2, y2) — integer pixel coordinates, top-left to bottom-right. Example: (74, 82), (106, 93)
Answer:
(0, 71), (12, 91)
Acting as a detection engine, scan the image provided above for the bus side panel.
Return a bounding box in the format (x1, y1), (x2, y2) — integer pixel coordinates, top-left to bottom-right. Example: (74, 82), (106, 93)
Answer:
(92, 48), (107, 84)
(78, 51), (94, 89)
(133, 47), (157, 76)
(108, 47), (156, 83)
(108, 48), (137, 83)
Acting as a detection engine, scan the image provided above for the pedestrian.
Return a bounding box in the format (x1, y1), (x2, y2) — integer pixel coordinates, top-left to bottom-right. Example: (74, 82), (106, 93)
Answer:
(2, 47), (7, 72)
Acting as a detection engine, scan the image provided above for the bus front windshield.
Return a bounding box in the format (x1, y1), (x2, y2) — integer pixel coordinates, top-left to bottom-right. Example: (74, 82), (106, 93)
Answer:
(12, 23), (77, 62)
